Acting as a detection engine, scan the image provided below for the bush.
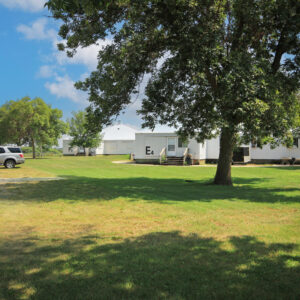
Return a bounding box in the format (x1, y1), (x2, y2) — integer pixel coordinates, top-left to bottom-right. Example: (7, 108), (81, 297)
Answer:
(21, 146), (32, 153)
(47, 148), (62, 155)
(21, 146), (63, 157)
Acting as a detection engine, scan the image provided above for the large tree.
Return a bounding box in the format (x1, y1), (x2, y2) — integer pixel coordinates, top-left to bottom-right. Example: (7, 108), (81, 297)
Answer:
(47, 0), (300, 184)
(0, 97), (67, 158)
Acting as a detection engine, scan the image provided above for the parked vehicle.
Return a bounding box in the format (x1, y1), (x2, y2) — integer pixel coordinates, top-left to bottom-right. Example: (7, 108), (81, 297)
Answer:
(0, 146), (25, 168)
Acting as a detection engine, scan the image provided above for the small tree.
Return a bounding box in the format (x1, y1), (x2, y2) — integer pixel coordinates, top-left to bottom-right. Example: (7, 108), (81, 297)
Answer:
(0, 97), (67, 158)
(68, 111), (101, 156)
(34, 108), (68, 157)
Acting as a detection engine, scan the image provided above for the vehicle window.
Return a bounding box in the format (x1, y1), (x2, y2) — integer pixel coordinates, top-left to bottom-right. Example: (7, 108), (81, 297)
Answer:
(8, 147), (21, 153)
(0, 147), (5, 153)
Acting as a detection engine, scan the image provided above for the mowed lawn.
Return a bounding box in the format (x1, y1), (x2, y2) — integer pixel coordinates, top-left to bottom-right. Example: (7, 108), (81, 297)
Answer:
(0, 156), (299, 299)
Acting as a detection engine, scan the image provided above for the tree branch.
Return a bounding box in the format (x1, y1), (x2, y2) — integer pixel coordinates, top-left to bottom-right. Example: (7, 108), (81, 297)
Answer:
(272, 26), (287, 73)
(231, 15), (244, 51)
(205, 67), (217, 92)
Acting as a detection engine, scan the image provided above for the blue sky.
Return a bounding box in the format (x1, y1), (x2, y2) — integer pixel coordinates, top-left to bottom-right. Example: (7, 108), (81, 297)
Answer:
(0, 0), (143, 126)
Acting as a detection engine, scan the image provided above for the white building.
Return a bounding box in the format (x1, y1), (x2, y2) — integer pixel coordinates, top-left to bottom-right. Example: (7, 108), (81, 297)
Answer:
(63, 124), (138, 156)
(63, 123), (300, 164)
(133, 132), (300, 164)
(63, 140), (79, 156)
(134, 132), (206, 164)
(96, 124), (138, 155)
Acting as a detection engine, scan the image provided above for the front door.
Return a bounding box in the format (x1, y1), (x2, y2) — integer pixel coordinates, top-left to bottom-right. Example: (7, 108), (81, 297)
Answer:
(167, 138), (176, 156)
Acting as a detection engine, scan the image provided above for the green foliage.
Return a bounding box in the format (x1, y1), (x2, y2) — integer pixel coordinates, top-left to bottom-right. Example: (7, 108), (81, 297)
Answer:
(47, 148), (63, 155)
(293, 94), (300, 137)
(0, 97), (68, 158)
(46, 0), (300, 182)
(160, 154), (167, 164)
(20, 146), (33, 154)
(46, 0), (299, 139)
(22, 147), (63, 158)
(68, 111), (101, 149)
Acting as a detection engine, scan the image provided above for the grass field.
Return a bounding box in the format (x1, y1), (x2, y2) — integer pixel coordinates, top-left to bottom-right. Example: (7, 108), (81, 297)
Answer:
(0, 156), (299, 299)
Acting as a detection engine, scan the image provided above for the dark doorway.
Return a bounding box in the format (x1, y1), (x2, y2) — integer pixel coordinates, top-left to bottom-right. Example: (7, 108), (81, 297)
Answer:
(233, 147), (250, 162)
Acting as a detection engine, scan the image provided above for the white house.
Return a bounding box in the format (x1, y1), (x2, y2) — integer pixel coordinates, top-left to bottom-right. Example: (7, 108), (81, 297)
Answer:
(133, 132), (206, 164)
(250, 142), (300, 163)
(63, 124), (139, 156)
(63, 140), (79, 156)
(63, 122), (300, 164)
(204, 137), (300, 163)
(133, 132), (300, 164)
(96, 124), (138, 155)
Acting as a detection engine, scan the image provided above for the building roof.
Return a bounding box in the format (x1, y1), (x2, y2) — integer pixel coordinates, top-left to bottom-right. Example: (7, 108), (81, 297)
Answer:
(102, 124), (139, 140)
(61, 123), (177, 144)
(140, 124), (177, 134)
(136, 132), (178, 137)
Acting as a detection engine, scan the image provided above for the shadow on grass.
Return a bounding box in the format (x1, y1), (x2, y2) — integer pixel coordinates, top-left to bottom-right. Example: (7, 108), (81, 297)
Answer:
(0, 232), (299, 299)
(0, 166), (21, 170)
(0, 176), (299, 204)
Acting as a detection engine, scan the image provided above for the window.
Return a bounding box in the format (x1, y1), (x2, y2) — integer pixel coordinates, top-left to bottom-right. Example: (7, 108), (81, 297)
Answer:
(243, 147), (250, 156)
(168, 144), (175, 151)
(168, 138), (176, 151)
(0, 147), (5, 153)
(178, 138), (188, 148)
(8, 147), (21, 153)
(293, 138), (299, 148)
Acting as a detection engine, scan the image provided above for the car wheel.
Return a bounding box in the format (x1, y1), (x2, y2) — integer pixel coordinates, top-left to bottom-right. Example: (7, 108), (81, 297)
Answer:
(5, 160), (16, 169)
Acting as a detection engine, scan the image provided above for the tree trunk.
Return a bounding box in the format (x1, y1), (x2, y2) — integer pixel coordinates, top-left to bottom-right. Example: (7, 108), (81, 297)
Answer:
(32, 139), (36, 159)
(213, 128), (236, 185)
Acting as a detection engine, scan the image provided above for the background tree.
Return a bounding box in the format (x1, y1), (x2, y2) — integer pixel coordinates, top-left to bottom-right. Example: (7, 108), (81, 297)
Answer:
(68, 111), (101, 156)
(47, 0), (300, 185)
(35, 107), (68, 157)
(0, 97), (67, 158)
(293, 94), (300, 138)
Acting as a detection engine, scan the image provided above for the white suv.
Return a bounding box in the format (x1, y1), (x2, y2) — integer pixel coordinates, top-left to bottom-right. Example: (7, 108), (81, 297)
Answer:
(0, 146), (25, 168)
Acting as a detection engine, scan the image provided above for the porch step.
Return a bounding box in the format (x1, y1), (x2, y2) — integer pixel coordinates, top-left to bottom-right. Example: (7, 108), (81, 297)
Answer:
(162, 156), (184, 165)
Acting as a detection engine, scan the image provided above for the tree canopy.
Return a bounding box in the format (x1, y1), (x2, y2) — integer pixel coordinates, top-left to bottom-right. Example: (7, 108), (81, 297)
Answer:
(46, 0), (300, 184)
(68, 111), (101, 155)
(0, 97), (67, 158)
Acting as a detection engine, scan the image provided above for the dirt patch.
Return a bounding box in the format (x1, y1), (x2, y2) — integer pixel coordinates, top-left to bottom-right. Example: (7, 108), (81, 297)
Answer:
(0, 177), (64, 183)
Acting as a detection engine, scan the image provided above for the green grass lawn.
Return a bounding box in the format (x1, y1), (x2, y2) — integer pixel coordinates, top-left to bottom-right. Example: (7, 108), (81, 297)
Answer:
(0, 156), (299, 299)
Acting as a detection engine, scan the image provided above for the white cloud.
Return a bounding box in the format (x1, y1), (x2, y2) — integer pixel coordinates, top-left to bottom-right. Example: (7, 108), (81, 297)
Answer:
(79, 72), (90, 81)
(0, 0), (46, 12)
(45, 76), (88, 105)
(16, 18), (101, 105)
(18, 17), (111, 72)
(37, 65), (57, 78)
(56, 40), (111, 71)
(17, 18), (56, 40)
